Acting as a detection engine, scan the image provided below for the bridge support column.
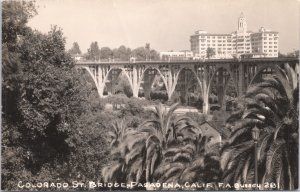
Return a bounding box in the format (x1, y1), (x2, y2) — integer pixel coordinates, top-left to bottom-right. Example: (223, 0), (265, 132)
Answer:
(166, 70), (174, 100)
(238, 63), (245, 96)
(217, 68), (227, 111)
(202, 66), (210, 115)
(161, 66), (181, 100)
(84, 66), (106, 98)
(132, 67), (139, 98)
(128, 65), (146, 98)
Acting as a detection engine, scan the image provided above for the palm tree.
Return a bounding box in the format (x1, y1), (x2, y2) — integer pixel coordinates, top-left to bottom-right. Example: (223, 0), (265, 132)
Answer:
(153, 136), (222, 190)
(221, 63), (299, 190)
(102, 102), (223, 189)
(138, 103), (181, 183)
(140, 103), (221, 190)
(102, 120), (147, 184)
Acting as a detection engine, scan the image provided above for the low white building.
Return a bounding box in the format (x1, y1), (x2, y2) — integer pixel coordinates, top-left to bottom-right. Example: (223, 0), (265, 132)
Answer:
(72, 54), (85, 61)
(159, 50), (194, 60)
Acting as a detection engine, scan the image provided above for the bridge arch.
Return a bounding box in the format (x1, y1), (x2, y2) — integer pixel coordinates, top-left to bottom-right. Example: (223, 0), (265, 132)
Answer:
(136, 66), (169, 97)
(205, 66), (238, 112)
(248, 64), (282, 88)
(102, 67), (133, 95)
(85, 66), (133, 97)
(176, 66), (203, 92)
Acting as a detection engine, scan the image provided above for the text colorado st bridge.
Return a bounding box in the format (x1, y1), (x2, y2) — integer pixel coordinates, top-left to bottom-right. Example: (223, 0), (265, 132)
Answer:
(75, 57), (299, 114)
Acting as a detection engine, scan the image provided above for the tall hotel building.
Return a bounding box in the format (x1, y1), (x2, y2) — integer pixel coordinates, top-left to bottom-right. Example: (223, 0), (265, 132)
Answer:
(190, 13), (279, 58)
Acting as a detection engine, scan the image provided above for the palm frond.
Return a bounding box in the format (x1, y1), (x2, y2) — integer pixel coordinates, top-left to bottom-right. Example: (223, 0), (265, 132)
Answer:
(173, 152), (192, 163)
(265, 139), (285, 175)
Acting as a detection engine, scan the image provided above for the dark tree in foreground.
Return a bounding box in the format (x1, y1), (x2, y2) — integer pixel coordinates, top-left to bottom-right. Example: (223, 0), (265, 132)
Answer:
(2, 1), (109, 190)
(221, 63), (299, 190)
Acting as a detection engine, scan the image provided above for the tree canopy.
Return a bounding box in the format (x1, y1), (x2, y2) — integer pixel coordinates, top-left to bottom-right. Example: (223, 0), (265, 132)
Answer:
(206, 47), (215, 59)
(87, 41), (101, 60)
(68, 42), (81, 55)
(2, 2), (109, 190)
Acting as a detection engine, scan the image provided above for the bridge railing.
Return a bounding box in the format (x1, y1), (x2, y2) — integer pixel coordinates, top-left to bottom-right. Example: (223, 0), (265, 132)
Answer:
(75, 57), (299, 65)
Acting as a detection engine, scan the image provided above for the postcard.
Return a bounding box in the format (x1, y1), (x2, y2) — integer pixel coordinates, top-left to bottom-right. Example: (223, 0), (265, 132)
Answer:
(2, 0), (299, 191)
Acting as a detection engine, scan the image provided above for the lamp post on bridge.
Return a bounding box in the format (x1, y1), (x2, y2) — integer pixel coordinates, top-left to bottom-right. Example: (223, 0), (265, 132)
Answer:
(252, 125), (260, 190)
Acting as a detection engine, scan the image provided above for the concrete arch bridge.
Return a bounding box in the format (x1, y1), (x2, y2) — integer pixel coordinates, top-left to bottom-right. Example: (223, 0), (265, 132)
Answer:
(75, 57), (299, 114)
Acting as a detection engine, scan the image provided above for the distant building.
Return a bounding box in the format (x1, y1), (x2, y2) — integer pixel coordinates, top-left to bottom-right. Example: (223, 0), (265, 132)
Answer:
(250, 27), (279, 57)
(190, 13), (279, 59)
(159, 50), (194, 60)
(72, 54), (85, 61)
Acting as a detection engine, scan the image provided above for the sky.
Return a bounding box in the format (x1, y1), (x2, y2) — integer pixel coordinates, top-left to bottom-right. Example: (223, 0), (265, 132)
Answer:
(28, 0), (300, 54)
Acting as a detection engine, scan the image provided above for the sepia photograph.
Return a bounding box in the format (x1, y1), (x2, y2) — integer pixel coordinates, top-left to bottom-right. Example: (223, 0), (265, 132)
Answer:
(1, 0), (299, 191)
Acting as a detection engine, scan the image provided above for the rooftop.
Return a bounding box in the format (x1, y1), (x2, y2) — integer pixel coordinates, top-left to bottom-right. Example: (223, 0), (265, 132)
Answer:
(200, 121), (231, 139)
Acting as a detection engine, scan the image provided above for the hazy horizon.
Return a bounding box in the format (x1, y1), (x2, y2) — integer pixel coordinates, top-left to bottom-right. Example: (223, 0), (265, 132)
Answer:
(28, 0), (299, 54)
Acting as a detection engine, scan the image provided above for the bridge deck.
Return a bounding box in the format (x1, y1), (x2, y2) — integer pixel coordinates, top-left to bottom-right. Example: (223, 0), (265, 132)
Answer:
(75, 57), (299, 65)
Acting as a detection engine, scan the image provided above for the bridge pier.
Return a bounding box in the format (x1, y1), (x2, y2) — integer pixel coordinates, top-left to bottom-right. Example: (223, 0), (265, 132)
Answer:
(202, 66), (210, 115)
(84, 66), (106, 98)
(128, 65), (145, 98)
(131, 67), (139, 98)
(160, 65), (181, 101)
(238, 63), (245, 96)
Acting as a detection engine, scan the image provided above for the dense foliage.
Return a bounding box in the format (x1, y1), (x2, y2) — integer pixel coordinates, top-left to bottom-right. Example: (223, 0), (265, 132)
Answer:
(84, 42), (160, 61)
(2, 1), (110, 190)
(68, 42), (81, 55)
(102, 103), (222, 190)
(221, 63), (299, 190)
